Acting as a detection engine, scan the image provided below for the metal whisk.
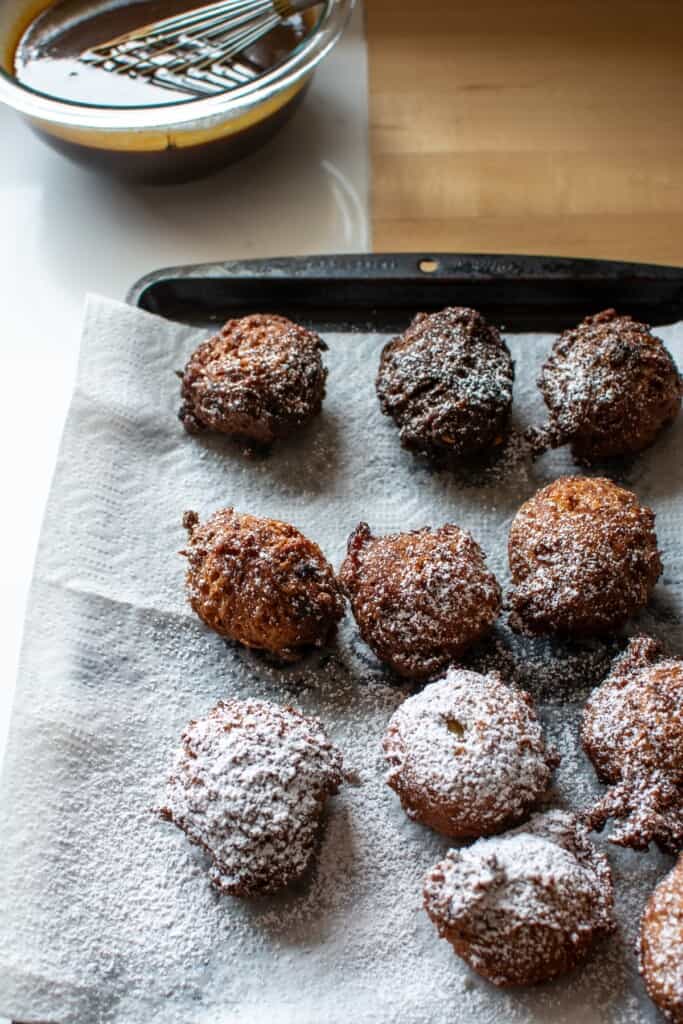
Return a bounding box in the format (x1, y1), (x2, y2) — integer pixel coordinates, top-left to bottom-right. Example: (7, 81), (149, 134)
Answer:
(80, 0), (320, 98)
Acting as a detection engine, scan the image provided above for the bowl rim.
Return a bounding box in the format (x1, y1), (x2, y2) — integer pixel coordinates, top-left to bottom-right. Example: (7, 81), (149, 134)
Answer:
(0, 0), (354, 130)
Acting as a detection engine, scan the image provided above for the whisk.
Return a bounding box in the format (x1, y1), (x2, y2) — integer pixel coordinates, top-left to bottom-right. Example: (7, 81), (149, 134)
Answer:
(80, 0), (321, 98)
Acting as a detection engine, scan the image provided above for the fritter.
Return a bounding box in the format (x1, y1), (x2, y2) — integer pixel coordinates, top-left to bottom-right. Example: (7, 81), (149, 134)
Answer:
(179, 313), (328, 447)
(508, 476), (661, 637)
(339, 522), (501, 680)
(582, 635), (683, 854)
(640, 855), (683, 1023)
(160, 698), (344, 897)
(423, 810), (615, 987)
(382, 667), (559, 838)
(375, 306), (514, 463)
(181, 508), (344, 661)
(530, 309), (681, 463)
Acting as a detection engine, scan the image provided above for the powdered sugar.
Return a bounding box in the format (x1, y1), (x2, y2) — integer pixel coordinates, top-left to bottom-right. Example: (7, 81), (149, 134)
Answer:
(582, 636), (683, 853)
(423, 810), (614, 986)
(531, 309), (682, 463)
(508, 477), (662, 636)
(181, 507), (344, 659)
(376, 306), (514, 462)
(179, 314), (327, 445)
(1, 298), (683, 1024)
(382, 668), (558, 836)
(160, 699), (343, 896)
(639, 856), (683, 1021)
(340, 523), (501, 679)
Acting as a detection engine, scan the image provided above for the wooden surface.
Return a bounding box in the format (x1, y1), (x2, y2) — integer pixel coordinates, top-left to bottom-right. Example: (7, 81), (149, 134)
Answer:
(366, 0), (683, 264)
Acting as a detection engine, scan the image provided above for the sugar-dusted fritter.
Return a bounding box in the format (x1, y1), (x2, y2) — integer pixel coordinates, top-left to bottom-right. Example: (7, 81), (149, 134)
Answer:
(530, 309), (681, 463)
(182, 508), (344, 661)
(640, 855), (683, 1022)
(160, 699), (344, 897)
(423, 810), (615, 987)
(376, 306), (514, 463)
(340, 522), (501, 680)
(508, 476), (661, 637)
(582, 635), (683, 854)
(382, 667), (559, 838)
(179, 313), (328, 447)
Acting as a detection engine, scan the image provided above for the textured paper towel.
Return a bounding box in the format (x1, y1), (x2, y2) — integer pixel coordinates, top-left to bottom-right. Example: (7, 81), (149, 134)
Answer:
(0, 296), (682, 1024)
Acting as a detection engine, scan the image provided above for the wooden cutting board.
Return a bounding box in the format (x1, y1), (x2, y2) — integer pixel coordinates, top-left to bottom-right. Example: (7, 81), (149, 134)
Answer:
(366, 0), (683, 263)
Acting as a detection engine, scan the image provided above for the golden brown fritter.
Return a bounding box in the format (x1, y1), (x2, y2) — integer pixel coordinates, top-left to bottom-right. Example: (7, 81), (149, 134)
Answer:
(529, 309), (681, 463)
(582, 635), (683, 854)
(339, 522), (501, 680)
(160, 698), (344, 897)
(508, 476), (662, 637)
(423, 810), (615, 987)
(179, 313), (328, 447)
(181, 508), (344, 661)
(640, 856), (683, 1023)
(382, 667), (559, 838)
(375, 306), (514, 463)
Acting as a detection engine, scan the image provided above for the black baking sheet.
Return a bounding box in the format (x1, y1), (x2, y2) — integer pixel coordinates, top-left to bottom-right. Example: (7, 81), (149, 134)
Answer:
(127, 252), (683, 331)
(5, 255), (682, 1024)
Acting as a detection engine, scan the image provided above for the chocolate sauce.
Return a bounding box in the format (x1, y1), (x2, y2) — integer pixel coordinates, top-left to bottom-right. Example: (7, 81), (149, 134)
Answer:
(14, 0), (305, 107)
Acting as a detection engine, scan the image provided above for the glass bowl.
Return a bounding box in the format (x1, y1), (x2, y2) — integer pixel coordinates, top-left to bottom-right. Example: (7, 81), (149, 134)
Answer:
(0, 0), (354, 182)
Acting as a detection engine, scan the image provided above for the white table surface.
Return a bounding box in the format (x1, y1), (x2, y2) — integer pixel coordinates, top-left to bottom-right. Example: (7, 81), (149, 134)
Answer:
(0, 2), (368, 803)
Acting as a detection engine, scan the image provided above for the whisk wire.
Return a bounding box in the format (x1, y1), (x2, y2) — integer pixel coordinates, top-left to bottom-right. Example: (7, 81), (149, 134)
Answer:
(108, 12), (273, 75)
(80, 0), (318, 98)
(91, 0), (274, 52)
(181, 16), (281, 73)
(85, 3), (267, 69)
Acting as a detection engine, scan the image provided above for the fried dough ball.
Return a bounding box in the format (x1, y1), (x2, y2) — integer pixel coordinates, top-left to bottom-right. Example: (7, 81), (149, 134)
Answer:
(582, 635), (683, 854)
(160, 699), (344, 897)
(640, 856), (683, 1023)
(339, 522), (501, 680)
(508, 476), (662, 637)
(179, 314), (328, 447)
(530, 310), (681, 463)
(423, 810), (614, 987)
(382, 668), (559, 838)
(375, 306), (514, 463)
(181, 508), (344, 661)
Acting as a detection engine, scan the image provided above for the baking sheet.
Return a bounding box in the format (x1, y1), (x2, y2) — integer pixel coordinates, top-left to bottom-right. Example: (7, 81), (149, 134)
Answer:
(0, 295), (681, 1024)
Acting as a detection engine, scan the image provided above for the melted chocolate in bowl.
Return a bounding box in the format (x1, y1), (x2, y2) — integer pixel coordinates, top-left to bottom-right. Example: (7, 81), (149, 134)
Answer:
(2, 0), (319, 182)
(14, 0), (306, 107)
